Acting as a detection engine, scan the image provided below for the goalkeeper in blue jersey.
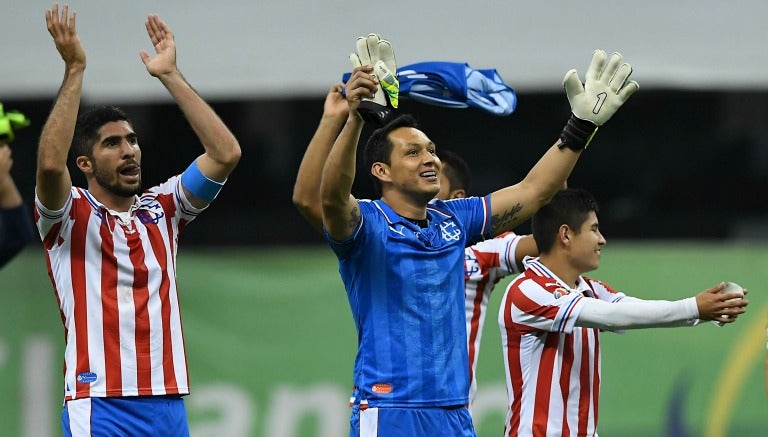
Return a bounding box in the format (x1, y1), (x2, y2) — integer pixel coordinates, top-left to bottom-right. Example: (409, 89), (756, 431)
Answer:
(317, 34), (638, 436)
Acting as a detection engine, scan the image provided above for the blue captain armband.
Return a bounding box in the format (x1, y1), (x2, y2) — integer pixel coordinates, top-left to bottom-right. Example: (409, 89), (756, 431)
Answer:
(180, 161), (225, 202)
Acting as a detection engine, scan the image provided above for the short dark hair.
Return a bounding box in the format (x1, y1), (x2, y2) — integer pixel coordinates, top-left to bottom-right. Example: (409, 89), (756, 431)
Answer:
(532, 188), (599, 254)
(72, 106), (131, 159)
(364, 113), (420, 196)
(437, 149), (471, 193)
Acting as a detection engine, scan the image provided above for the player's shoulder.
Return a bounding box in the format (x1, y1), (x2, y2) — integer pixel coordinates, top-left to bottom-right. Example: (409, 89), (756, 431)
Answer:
(583, 276), (619, 294)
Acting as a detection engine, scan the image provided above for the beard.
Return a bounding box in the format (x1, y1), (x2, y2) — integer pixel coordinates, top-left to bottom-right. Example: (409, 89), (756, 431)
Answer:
(93, 163), (142, 198)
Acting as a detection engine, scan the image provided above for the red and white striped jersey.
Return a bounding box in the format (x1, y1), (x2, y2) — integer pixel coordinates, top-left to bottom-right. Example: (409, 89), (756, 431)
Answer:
(35, 175), (205, 401)
(497, 258), (625, 437)
(464, 231), (524, 405)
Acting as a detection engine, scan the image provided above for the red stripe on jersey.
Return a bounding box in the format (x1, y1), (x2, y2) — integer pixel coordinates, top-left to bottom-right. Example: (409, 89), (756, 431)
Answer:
(70, 206), (91, 397)
(42, 221), (62, 250)
(559, 333), (574, 437)
(164, 196), (191, 390)
(501, 284), (523, 435)
(510, 286), (560, 331)
(99, 217), (123, 395)
(532, 334), (558, 435)
(145, 212), (177, 391)
(578, 328), (591, 436)
(127, 230), (153, 395)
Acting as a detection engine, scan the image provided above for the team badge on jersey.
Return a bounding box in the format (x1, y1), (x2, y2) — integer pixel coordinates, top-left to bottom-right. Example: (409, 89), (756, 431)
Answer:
(439, 220), (461, 242)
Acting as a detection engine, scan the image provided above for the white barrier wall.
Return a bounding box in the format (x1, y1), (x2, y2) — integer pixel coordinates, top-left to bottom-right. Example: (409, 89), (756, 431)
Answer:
(4, 0), (767, 102)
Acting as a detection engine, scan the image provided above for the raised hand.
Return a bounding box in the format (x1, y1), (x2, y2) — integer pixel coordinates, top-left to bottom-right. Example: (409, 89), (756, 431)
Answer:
(564, 49), (639, 127)
(139, 14), (177, 78)
(324, 84), (349, 119)
(349, 34), (398, 125)
(343, 66), (379, 118)
(45, 3), (86, 69)
(558, 49), (639, 151)
(0, 145), (13, 178)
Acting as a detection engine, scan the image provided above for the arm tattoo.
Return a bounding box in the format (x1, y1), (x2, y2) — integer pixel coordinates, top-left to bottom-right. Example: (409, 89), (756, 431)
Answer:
(347, 206), (361, 230)
(491, 203), (523, 234)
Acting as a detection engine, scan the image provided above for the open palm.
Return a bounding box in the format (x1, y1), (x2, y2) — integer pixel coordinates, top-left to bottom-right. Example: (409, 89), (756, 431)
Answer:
(139, 14), (176, 77)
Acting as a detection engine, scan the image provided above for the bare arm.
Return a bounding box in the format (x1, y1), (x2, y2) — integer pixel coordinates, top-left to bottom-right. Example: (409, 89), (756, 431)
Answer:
(37, 4), (86, 210)
(319, 67), (377, 240)
(489, 142), (580, 235)
(140, 15), (241, 209)
(293, 85), (348, 233)
(513, 234), (538, 271)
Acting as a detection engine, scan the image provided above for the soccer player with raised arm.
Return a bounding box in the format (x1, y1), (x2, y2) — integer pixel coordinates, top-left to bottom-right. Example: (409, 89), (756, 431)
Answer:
(497, 188), (749, 437)
(318, 34), (637, 436)
(293, 95), (539, 410)
(36, 5), (241, 435)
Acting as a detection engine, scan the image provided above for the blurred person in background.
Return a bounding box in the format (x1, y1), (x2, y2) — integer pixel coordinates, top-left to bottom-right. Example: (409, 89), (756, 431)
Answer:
(0, 105), (35, 269)
(36, 4), (240, 436)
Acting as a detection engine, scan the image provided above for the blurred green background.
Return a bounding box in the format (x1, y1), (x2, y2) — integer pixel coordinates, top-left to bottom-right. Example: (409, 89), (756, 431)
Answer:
(1, 243), (766, 437)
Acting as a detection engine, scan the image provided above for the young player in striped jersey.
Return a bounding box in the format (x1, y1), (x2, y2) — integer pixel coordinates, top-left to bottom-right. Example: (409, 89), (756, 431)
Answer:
(319, 36), (638, 436)
(498, 188), (749, 437)
(293, 91), (539, 410)
(37, 5), (241, 436)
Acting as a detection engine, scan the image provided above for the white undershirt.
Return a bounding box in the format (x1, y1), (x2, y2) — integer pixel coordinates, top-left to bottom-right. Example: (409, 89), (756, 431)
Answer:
(576, 296), (701, 330)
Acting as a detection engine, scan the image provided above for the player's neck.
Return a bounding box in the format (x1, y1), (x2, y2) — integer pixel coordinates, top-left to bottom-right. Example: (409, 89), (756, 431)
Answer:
(380, 191), (429, 220)
(538, 254), (581, 289)
(87, 183), (137, 212)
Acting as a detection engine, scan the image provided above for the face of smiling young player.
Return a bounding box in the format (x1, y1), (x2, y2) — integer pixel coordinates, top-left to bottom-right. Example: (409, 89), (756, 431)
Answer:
(565, 210), (606, 274)
(382, 127), (442, 203)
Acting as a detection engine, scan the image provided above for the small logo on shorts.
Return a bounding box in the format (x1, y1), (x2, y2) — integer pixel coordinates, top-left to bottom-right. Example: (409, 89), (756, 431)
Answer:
(372, 383), (392, 394)
(77, 372), (98, 384)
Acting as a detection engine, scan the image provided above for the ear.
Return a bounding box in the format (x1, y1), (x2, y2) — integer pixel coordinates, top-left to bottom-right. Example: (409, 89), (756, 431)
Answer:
(371, 162), (391, 183)
(449, 188), (467, 199)
(558, 224), (572, 246)
(76, 155), (93, 176)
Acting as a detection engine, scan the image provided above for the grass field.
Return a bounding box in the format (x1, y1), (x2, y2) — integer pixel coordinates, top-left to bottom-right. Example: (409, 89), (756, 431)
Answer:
(1, 243), (766, 436)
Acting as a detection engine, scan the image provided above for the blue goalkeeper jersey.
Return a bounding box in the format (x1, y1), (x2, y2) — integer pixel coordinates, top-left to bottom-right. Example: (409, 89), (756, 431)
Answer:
(326, 196), (492, 407)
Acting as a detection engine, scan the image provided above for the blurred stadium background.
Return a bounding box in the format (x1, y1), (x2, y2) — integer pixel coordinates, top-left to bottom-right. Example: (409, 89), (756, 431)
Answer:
(2, 1), (767, 436)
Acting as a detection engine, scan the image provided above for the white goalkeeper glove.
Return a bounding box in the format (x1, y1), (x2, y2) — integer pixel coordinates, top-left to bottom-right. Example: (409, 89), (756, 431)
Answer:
(559, 49), (639, 150)
(349, 33), (399, 125)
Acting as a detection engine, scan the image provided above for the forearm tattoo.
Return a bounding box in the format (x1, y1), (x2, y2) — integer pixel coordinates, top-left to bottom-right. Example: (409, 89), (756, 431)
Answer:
(347, 206), (361, 230)
(491, 203), (523, 234)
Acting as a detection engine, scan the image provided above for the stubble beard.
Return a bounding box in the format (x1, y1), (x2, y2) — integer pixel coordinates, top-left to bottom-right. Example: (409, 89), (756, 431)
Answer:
(93, 165), (142, 198)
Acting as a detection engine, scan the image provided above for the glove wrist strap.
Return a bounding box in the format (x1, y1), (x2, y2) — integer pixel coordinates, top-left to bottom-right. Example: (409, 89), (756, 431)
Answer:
(357, 101), (396, 126)
(559, 114), (598, 151)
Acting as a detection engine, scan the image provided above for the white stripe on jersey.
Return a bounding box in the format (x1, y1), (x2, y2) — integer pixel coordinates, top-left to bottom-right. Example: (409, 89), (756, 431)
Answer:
(464, 232), (523, 407)
(35, 175), (204, 401)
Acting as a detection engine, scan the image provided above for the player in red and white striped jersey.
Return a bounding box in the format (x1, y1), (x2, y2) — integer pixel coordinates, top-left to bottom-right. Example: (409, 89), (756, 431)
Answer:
(498, 188), (749, 437)
(436, 150), (539, 408)
(37, 5), (240, 436)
